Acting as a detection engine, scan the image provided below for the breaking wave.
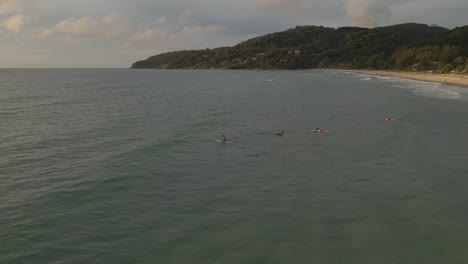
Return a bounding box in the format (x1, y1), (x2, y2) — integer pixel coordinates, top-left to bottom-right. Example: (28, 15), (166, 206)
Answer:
(391, 79), (466, 100)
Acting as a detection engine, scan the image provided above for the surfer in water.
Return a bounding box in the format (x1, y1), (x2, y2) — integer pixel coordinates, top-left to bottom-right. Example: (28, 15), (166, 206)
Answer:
(314, 128), (329, 133)
(222, 135), (228, 143)
(384, 117), (396, 122)
(275, 131), (285, 136)
(215, 135), (230, 144)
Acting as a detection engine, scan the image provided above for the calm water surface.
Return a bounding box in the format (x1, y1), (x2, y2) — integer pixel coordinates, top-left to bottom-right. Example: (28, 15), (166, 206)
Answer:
(1, 69), (468, 264)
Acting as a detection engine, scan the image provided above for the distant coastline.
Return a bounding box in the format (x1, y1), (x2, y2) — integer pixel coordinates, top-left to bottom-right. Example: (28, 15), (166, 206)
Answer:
(131, 23), (468, 74)
(339, 69), (468, 87)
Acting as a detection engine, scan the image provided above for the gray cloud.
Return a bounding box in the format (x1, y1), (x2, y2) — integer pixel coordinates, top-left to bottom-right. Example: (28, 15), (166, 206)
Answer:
(257, 0), (307, 17)
(124, 12), (240, 54)
(38, 13), (130, 42)
(0, 0), (21, 15)
(346, 0), (390, 27)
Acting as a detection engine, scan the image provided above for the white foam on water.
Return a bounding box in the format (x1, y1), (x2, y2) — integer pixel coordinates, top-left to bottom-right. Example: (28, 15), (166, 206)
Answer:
(375, 76), (392, 80)
(353, 73), (375, 79)
(342, 71), (356, 75)
(392, 78), (466, 100)
(344, 71), (467, 101)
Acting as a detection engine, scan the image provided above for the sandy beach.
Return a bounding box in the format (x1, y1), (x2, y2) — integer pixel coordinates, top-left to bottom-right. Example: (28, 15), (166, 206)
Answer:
(342, 70), (468, 87)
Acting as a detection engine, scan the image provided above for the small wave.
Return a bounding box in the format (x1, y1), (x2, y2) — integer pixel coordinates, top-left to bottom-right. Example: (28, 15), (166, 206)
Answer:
(353, 73), (373, 79)
(375, 76), (392, 80)
(394, 79), (465, 100)
(347, 72), (393, 81)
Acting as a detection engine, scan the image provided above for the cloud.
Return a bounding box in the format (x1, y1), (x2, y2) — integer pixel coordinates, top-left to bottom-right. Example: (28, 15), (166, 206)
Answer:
(0, 0), (20, 15)
(0, 0), (38, 15)
(346, 0), (390, 27)
(125, 17), (226, 51)
(256, 0), (307, 17)
(255, 0), (400, 28)
(1, 13), (30, 32)
(177, 9), (195, 25)
(38, 13), (129, 41)
(124, 12), (233, 51)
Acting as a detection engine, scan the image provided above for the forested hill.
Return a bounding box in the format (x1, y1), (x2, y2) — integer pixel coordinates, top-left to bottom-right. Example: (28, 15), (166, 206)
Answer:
(131, 23), (468, 73)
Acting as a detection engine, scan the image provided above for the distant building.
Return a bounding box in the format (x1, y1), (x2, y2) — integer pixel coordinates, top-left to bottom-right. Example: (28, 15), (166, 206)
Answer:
(428, 62), (439, 70)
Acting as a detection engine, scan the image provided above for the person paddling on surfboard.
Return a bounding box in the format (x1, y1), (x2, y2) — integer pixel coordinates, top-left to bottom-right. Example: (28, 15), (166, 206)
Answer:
(275, 131), (285, 136)
(215, 135), (230, 144)
(384, 117), (396, 122)
(314, 128), (329, 133)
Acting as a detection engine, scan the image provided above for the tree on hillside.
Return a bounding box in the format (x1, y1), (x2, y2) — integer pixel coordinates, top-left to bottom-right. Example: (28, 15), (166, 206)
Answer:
(439, 45), (460, 64)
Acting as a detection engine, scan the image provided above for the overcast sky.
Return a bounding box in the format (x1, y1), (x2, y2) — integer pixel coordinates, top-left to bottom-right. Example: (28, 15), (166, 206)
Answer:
(1, 0), (467, 67)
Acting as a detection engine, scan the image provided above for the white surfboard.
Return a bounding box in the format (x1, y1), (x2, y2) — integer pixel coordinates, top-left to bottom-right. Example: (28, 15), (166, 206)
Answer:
(215, 140), (231, 144)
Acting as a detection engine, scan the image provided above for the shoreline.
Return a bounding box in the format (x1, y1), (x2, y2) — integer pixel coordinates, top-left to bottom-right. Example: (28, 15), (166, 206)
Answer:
(337, 69), (468, 87)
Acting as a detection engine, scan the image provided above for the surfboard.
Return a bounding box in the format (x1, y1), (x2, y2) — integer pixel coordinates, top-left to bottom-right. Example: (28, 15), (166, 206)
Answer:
(215, 140), (231, 144)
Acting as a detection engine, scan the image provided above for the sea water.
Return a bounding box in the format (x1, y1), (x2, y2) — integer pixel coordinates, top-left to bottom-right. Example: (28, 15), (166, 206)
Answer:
(1, 69), (468, 264)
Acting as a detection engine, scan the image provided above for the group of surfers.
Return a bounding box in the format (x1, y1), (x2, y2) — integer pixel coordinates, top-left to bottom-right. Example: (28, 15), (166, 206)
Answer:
(219, 117), (396, 143)
(275, 128), (328, 136)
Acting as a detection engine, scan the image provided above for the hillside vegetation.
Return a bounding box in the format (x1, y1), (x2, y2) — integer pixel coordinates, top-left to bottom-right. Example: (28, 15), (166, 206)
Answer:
(131, 23), (468, 73)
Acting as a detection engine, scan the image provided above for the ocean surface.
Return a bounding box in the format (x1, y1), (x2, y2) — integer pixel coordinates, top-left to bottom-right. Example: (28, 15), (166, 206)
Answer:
(1, 69), (468, 264)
